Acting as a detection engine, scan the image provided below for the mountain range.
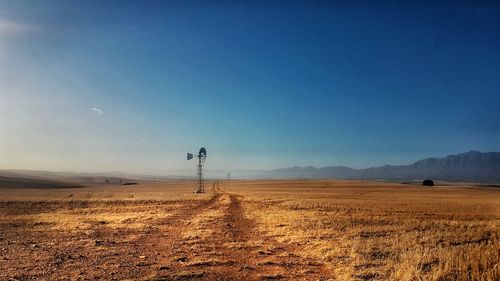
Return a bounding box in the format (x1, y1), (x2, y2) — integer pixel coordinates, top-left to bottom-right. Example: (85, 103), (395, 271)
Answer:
(267, 151), (500, 183)
(1, 151), (499, 184)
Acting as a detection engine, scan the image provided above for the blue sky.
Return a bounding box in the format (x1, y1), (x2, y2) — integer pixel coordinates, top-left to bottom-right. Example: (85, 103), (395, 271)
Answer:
(1, 1), (499, 173)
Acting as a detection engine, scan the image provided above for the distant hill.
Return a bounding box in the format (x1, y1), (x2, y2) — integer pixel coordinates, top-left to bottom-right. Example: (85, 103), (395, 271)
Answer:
(268, 151), (500, 183)
(0, 170), (140, 188)
(0, 176), (83, 189)
(2, 151), (499, 184)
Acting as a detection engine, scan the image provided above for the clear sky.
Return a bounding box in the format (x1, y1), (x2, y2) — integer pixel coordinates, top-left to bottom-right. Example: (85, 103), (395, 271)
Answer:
(1, 1), (499, 174)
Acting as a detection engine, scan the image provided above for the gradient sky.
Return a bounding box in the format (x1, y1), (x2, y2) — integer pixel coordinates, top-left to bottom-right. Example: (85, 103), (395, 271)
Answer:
(1, 1), (499, 174)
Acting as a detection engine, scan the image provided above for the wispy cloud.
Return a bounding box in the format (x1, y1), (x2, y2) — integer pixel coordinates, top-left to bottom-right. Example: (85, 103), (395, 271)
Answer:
(91, 107), (103, 115)
(0, 19), (42, 35)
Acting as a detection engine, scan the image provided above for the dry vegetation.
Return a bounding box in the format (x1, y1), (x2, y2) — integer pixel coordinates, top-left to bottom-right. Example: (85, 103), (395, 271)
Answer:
(0, 179), (499, 280)
(232, 180), (500, 280)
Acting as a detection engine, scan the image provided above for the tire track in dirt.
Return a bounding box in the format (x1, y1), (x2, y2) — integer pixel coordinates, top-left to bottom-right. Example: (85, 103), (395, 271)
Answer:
(222, 194), (334, 280)
(4, 190), (334, 280)
(150, 192), (334, 280)
(109, 194), (224, 279)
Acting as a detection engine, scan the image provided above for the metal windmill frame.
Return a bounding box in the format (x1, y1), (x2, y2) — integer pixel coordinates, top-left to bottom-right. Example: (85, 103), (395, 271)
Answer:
(187, 147), (207, 193)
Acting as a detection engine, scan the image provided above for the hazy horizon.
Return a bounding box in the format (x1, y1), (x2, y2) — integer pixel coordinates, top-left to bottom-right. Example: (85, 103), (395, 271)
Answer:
(1, 150), (497, 178)
(2, 1), (500, 174)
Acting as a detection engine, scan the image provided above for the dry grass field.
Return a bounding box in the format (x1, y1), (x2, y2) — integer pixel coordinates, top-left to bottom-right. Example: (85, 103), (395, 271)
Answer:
(0, 179), (499, 280)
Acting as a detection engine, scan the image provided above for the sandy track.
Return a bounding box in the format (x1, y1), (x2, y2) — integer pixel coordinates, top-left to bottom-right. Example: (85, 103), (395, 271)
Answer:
(147, 192), (333, 280)
(1, 191), (333, 280)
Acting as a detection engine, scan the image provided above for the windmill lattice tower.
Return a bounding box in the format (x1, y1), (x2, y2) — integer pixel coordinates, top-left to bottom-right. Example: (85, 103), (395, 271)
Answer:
(187, 147), (207, 193)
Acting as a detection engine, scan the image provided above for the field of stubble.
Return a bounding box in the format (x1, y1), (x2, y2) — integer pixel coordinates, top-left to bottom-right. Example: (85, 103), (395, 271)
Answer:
(0, 180), (499, 280)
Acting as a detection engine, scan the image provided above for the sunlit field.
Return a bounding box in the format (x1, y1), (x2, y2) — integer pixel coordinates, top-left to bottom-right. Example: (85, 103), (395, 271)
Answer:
(232, 181), (500, 280)
(1, 180), (499, 280)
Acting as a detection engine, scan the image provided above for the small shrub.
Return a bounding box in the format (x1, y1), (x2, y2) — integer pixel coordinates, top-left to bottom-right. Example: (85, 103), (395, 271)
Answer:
(422, 180), (434, 186)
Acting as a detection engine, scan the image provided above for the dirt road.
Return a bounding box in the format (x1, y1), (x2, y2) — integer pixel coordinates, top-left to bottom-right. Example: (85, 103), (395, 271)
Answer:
(1, 189), (333, 280)
(149, 192), (333, 280)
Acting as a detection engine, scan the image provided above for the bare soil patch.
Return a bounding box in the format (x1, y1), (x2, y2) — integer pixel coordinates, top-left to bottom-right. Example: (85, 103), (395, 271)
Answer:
(1, 180), (499, 280)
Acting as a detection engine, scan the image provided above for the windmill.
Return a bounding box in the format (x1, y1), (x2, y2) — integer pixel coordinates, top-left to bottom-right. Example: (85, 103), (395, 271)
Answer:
(187, 147), (207, 193)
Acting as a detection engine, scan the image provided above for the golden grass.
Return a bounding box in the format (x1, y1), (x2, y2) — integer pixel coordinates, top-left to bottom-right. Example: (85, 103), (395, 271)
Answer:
(230, 180), (500, 281)
(182, 194), (232, 240)
(0, 180), (207, 201)
(37, 207), (175, 230)
(0, 202), (184, 230)
(0, 181), (205, 232)
(1, 179), (498, 280)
